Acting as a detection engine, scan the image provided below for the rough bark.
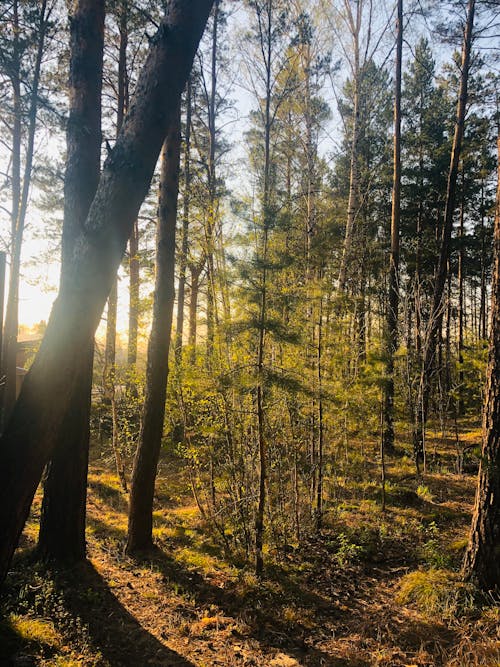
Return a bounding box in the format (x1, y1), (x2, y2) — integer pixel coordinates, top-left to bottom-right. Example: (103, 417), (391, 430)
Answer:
(127, 105), (181, 554)
(37, 0), (104, 563)
(0, 0), (214, 586)
(462, 131), (500, 592)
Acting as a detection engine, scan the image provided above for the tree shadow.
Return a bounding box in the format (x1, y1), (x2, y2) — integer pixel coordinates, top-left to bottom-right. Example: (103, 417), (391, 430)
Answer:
(2, 559), (195, 667)
(88, 478), (129, 512)
(132, 546), (346, 666)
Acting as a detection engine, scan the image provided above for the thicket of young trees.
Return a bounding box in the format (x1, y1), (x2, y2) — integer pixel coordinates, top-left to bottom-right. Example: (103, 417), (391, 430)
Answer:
(0, 0), (499, 592)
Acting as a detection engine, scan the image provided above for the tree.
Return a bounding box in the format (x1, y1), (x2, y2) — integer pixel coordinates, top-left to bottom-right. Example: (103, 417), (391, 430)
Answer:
(0, 0), (214, 586)
(127, 102), (181, 554)
(37, 0), (105, 563)
(0, 0), (55, 425)
(462, 128), (500, 592)
(382, 0), (403, 454)
(414, 0), (476, 469)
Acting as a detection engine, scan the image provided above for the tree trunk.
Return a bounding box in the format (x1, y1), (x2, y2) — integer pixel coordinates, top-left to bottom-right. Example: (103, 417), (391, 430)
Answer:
(128, 219), (140, 367)
(127, 104), (181, 554)
(2, 0), (49, 425)
(414, 0), (475, 467)
(254, 0), (272, 579)
(383, 0), (402, 455)
(188, 263), (202, 357)
(175, 76), (192, 363)
(205, 0), (220, 366)
(338, 18), (360, 293)
(37, 0), (104, 563)
(462, 131), (500, 592)
(458, 184), (465, 416)
(0, 0), (214, 586)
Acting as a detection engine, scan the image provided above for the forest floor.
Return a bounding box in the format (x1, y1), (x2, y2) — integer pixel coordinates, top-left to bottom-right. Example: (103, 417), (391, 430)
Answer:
(1, 423), (500, 666)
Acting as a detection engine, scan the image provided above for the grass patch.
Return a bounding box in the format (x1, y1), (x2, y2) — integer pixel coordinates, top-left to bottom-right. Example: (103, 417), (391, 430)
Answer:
(9, 614), (60, 648)
(396, 569), (476, 618)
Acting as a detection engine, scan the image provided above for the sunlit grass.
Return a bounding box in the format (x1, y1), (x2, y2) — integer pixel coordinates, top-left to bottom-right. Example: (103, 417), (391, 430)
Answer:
(396, 569), (476, 618)
(9, 614), (60, 648)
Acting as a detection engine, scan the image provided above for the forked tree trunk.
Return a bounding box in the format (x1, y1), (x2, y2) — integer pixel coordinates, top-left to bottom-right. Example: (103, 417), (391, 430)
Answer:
(462, 131), (500, 592)
(0, 0), (214, 586)
(413, 0), (475, 468)
(37, 0), (104, 563)
(126, 105), (181, 554)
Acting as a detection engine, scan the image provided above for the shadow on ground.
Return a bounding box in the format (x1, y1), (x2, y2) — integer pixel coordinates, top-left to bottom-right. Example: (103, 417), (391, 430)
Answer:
(1, 559), (195, 667)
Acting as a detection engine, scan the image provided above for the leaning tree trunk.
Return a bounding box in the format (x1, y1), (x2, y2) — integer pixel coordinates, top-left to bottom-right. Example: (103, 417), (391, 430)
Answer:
(37, 0), (104, 563)
(383, 0), (403, 455)
(126, 104), (181, 554)
(413, 0), (475, 469)
(0, 0), (214, 586)
(462, 131), (500, 592)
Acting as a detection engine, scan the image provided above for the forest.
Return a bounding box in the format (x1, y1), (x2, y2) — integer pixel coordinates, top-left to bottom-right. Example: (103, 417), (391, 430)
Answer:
(0, 0), (499, 665)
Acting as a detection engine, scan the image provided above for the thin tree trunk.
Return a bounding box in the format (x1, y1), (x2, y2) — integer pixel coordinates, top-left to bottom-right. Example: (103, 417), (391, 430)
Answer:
(175, 77), (192, 363)
(0, 0), (214, 586)
(205, 0), (219, 366)
(462, 131), (500, 592)
(188, 263), (202, 358)
(2, 0), (49, 425)
(414, 0), (475, 468)
(118, 5), (140, 371)
(105, 2), (129, 482)
(37, 0), (104, 563)
(127, 105), (181, 554)
(383, 0), (402, 455)
(255, 0), (272, 579)
(480, 180), (487, 339)
(315, 293), (324, 530)
(338, 1), (361, 293)
(128, 219), (139, 367)
(458, 185), (465, 416)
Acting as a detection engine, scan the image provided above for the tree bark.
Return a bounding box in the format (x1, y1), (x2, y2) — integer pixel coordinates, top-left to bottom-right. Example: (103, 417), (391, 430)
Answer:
(414, 0), (475, 467)
(37, 0), (104, 563)
(127, 104), (181, 554)
(462, 131), (500, 592)
(0, 0), (214, 586)
(383, 0), (403, 454)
